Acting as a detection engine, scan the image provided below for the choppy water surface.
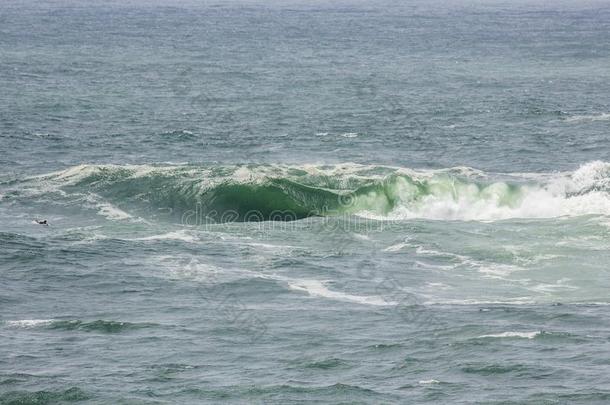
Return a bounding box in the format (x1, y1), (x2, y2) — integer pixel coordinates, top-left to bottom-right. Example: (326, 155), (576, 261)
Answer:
(1, 0), (610, 403)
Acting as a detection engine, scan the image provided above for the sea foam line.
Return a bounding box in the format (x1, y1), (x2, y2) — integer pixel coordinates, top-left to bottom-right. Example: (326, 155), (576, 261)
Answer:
(565, 112), (610, 123)
(288, 279), (393, 306)
(3, 319), (54, 328)
(478, 331), (541, 339)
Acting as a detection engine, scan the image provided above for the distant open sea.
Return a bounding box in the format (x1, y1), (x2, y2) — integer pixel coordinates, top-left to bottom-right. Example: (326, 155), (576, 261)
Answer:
(1, 0), (610, 403)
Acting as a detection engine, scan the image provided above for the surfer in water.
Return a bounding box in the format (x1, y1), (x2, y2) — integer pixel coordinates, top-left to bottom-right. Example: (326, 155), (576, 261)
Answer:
(35, 219), (48, 226)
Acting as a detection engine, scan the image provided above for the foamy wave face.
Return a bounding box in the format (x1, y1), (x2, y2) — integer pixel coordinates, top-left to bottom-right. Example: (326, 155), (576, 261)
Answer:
(360, 161), (610, 221)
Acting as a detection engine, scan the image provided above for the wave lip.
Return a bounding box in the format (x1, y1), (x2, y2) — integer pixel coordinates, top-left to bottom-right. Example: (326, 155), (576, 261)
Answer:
(5, 161), (610, 222)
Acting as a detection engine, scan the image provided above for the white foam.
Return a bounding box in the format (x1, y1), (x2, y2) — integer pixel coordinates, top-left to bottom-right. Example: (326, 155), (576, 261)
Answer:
(151, 256), (223, 282)
(288, 279), (393, 306)
(133, 230), (198, 243)
(233, 166), (255, 182)
(384, 242), (410, 252)
(36, 164), (168, 185)
(419, 379), (440, 385)
(415, 247), (469, 262)
(478, 263), (524, 279)
(97, 202), (132, 220)
(81, 193), (141, 222)
(4, 319), (54, 328)
(478, 331), (540, 339)
(425, 298), (536, 305)
(175, 261), (221, 282)
(425, 282), (452, 289)
(527, 278), (578, 293)
(242, 242), (298, 250)
(565, 112), (610, 123)
(416, 261), (456, 270)
(69, 233), (109, 245)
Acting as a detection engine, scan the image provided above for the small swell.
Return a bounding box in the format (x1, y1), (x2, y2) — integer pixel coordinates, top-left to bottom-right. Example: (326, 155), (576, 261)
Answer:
(0, 387), (89, 403)
(3, 319), (155, 333)
(49, 320), (155, 333)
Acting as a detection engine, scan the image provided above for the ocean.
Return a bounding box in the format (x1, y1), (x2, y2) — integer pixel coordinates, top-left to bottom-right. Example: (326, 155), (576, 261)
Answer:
(1, 0), (610, 403)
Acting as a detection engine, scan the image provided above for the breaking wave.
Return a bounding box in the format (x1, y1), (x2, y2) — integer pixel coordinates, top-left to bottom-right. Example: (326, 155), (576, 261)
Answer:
(3, 161), (610, 222)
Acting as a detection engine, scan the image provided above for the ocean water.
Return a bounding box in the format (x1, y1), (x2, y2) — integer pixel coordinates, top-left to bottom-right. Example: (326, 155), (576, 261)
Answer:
(1, 0), (610, 403)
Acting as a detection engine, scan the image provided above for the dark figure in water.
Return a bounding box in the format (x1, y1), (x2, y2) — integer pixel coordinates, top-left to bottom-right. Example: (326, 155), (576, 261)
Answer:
(35, 219), (48, 226)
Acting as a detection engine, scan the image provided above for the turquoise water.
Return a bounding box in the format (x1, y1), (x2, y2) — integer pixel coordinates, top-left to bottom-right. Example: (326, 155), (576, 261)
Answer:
(1, 0), (610, 403)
